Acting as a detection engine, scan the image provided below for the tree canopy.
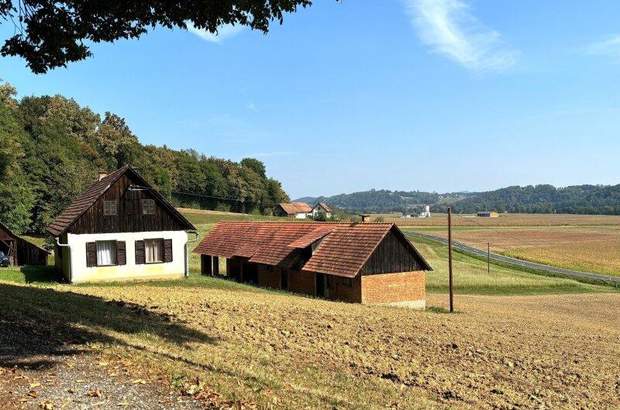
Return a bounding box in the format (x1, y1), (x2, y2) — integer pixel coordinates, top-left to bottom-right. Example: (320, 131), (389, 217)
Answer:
(0, 82), (289, 234)
(0, 0), (314, 73)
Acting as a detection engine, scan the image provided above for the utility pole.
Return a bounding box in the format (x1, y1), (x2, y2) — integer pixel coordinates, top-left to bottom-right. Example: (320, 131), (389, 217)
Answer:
(487, 242), (490, 274)
(448, 207), (454, 313)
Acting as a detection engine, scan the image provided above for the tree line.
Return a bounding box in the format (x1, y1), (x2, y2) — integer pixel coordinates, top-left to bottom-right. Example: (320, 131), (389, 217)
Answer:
(299, 185), (620, 215)
(0, 82), (289, 234)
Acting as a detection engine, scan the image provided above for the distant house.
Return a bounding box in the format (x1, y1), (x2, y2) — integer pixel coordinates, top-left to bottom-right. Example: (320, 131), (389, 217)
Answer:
(311, 202), (332, 219)
(47, 165), (196, 283)
(477, 211), (499, 218)
(0, 221), (49, 266)
(194, 222), (432, 308)
(273, 202), (313, 219)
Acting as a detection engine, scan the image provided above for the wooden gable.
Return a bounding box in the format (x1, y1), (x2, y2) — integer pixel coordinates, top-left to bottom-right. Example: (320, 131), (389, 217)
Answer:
(360, 227), (430, 275)
(69, 172), (191, 234)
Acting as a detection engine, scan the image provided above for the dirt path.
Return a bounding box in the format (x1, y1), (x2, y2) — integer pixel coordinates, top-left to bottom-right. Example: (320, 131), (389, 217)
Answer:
(0, 351), (208, 409)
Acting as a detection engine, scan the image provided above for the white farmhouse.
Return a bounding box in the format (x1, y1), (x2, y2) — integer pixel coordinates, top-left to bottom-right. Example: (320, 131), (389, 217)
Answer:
(47, 165), (196, 283)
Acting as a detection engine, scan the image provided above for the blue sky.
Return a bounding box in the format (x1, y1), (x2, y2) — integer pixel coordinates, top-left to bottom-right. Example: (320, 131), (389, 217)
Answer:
(2, 0), (620, 199)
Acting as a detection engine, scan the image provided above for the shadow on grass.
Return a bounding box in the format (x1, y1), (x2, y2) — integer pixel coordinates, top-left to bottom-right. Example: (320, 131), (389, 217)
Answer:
(0, 283), (218, 370)
(20, 265), (63, 284)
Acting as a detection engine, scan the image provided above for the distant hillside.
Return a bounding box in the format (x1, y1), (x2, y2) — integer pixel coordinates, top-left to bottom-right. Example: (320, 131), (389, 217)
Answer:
(297, 184), (620, 215)
(296, 189), (472, 214)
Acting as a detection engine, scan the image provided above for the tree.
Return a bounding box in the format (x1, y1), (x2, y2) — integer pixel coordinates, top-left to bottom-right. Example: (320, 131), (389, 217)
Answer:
(1, 0), (314, 73)
(240, 157), (266, 178)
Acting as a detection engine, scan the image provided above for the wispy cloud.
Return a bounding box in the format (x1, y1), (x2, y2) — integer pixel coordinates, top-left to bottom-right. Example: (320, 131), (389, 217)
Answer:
(404, 0), (518, 71)
(246, 102), (258, 112)
(585, 35), (620, 61)
(187, 23), (245, 43)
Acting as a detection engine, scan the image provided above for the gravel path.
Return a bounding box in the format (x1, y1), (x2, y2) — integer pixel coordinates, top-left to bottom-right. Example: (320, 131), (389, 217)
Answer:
(406, 231), (620, 286)
(0, 351), (208, 409)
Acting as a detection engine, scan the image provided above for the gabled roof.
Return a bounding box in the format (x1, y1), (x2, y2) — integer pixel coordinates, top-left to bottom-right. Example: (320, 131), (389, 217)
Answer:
(194, 222), (431, 278)
(0, 221), (50, 253)
(47, 165), (195, 236)
(277, 202), (312, 215)
(313, 202), (332, 213)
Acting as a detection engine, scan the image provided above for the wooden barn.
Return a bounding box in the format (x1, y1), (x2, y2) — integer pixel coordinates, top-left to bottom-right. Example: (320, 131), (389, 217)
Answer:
(47, 165), (196, 283)
(273, 202), (312, 219)
(0, 222), (49, 266)
(194, 222), (432, 308)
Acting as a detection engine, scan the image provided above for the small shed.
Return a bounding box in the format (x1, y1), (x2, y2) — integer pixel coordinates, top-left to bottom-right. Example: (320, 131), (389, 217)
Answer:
(0, 222), (49, 266)
(194, 222), (432, 308)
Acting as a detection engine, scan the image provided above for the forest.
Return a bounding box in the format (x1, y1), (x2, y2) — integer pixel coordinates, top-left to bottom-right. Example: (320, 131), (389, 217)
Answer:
(0, 83), (289, 234)
(299, 184), (620, 215)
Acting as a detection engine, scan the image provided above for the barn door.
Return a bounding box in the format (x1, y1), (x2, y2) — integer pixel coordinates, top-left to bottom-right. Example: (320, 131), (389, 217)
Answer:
(315, 273), (327, 298)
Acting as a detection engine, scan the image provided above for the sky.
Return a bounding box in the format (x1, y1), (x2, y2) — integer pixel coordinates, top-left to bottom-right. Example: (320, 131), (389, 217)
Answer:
(2, 0), (620, 199)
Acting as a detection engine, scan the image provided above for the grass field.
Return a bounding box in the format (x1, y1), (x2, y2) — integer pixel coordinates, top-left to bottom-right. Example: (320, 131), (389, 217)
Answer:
(400, 225), (620, 277)
(1, 209), (618, 408)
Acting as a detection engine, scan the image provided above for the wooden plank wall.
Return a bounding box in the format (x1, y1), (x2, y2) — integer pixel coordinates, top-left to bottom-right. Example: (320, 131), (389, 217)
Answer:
(70, 174), (187, 234)
(360, 230), (425, 275)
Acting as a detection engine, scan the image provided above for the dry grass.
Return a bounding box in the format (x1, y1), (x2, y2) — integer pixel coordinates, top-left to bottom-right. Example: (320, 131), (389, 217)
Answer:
(7, 279), (615, 409)
(406, 226), (620, 277)
(386, 213), (620, 227)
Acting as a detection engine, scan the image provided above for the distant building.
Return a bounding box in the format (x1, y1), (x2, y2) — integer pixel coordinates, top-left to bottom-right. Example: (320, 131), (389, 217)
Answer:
(311, 202), (332, 219)
(194, 222), (432, 308)
(419, 205), (431, 218)
(477, 211), (499, 218)
(273, 202), (313, 219)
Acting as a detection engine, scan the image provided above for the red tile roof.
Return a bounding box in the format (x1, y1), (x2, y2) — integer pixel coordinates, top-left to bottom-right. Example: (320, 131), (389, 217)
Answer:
(193, 222), (430, 278)
(47, 165), (195, 236)
(277, 202), (312, 215)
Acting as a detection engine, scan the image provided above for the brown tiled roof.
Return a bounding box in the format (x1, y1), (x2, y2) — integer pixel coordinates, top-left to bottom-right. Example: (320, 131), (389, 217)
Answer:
(47, 165), (195, 236)
(277, 202), (312, 215)
(193, 222), (430, 278)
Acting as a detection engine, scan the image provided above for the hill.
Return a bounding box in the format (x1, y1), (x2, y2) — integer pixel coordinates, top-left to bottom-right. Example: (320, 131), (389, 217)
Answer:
(298, 184), (620, 215)
(0, 82), (289, 234)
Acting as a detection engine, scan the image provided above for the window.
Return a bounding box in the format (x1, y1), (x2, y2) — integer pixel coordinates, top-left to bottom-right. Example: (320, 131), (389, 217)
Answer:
(145, 239), (163, 263)
(142, 199), (156, 215)
(103, 200), (117, 216)
(96, 241), (117, 266)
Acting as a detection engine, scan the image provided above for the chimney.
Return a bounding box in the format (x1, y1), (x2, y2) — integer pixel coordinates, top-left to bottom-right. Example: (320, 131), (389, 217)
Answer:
(360, 214), (371, 223)
(97, 172), (108, 181)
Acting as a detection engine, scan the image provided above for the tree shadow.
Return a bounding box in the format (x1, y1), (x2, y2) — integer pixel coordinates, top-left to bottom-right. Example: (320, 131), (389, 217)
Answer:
(20, 265), (63, 283)
(0, 284), (217, 370)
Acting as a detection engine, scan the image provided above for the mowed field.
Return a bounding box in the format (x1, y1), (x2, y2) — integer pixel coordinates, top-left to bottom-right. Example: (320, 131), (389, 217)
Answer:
(0, 209), (618, 408)
(390, 213), (620, 277)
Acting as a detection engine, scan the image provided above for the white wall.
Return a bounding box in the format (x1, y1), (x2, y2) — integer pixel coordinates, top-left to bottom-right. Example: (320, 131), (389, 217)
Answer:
(294, 213), (308, 219)
(65, 231), (188, 283)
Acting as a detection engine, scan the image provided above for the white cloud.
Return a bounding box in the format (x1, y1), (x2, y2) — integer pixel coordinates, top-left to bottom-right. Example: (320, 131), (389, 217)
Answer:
(586, 35), (620, 60)
(404, 0), (518, 71)
(187, 23), (245, 43)
(246, 102), (258, 112)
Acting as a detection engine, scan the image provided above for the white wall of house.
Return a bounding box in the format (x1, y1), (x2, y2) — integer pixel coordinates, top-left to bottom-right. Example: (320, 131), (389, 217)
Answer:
(65, 230), (188, 283)
(294, 212), (308, 219)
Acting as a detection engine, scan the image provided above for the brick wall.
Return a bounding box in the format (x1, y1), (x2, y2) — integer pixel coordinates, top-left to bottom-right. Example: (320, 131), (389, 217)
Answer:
(361, 271), (425, 305)
(257, 264), (281, 289)
(288, 269), (315, 296)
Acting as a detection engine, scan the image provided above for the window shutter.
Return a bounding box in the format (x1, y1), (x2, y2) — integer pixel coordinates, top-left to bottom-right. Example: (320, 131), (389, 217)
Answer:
(135, 240), (145, 264)
(116, 241), (126, 265)
(86, 242), (97, 267)
(163, 239), (173, 262)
